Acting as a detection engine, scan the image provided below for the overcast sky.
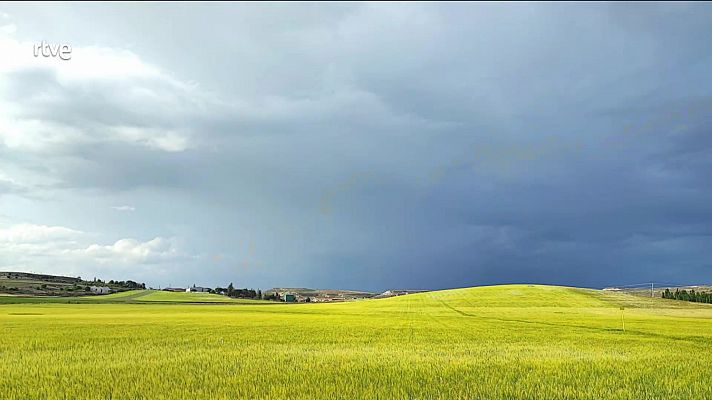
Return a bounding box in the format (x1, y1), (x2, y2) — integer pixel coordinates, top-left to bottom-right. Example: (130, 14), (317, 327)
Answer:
(1, 3), (711, 291)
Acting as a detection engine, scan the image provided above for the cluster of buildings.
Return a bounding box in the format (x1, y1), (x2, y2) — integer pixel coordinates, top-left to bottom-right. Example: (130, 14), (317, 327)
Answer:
(156, 284), (430, 303)
(162, 285), (211, 293)
(374, 289), (430, 298)
(272, 292), (316, 302)
(186, 285), (211, 293)
(91, 283), (214, 296)
(309, 294), (359, 302)
(273, 291), (372, 303)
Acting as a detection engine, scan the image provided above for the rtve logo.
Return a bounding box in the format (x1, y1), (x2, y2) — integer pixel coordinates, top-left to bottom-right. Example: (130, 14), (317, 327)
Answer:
(33, 41), (72, 61)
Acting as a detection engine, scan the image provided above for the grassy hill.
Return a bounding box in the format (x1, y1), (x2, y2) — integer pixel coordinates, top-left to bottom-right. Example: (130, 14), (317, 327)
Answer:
(0, 271), (144, 297)
(2, 284), (711, 399)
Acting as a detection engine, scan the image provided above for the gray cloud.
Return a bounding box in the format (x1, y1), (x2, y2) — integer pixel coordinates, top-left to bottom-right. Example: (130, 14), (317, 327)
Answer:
(1, 3), (711, 290)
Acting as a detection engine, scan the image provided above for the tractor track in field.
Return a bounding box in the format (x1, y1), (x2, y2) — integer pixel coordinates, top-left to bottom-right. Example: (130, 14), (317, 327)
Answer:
(433, 296), (712, 347)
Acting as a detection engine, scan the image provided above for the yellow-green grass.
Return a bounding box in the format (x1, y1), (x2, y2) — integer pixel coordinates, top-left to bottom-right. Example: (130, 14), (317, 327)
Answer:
(1, 284), (711, 399)
(0, 290), (147, 304)
(81, 290), (149, 300)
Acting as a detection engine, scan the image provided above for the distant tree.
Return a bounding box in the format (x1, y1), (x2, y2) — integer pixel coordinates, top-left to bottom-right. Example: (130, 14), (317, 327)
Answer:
(257, 289), (262, 300)
(227, 283), (234, 297)
(664, 288), (712, 304)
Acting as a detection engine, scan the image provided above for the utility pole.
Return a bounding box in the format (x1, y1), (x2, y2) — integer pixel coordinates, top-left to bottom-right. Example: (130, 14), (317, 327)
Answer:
(651, 282), (654, 298)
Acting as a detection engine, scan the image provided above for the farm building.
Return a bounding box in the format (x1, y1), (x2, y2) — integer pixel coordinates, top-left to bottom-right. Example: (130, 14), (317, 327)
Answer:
(90, 286), (111, 295)
(186, 285), (211, 293)
(283, 293), (296, 302)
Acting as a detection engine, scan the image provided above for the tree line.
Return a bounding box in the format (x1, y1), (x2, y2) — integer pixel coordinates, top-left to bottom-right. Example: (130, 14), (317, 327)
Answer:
(213, 283), (262, 300)
(90, 277), (146, 289)
(662, 288), (712, 304)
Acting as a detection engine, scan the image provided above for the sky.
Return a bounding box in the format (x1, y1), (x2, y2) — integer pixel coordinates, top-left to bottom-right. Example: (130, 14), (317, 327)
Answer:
(0, 3), (711, 292)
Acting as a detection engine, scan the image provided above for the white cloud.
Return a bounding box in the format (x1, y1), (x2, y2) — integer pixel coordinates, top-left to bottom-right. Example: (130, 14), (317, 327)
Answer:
(0, 222), (185, 281)
(71, 237), (181, 264)
(0, 29), (162, 80)
(0, 23), (200, 154)
(0, 223), (82, 243)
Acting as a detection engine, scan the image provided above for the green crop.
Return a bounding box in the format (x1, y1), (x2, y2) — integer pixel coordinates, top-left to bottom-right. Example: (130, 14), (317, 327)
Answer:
(1, 284), (711, 399)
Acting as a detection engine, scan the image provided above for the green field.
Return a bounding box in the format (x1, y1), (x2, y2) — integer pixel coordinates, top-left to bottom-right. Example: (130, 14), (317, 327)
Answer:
(1, 285), (711, 399)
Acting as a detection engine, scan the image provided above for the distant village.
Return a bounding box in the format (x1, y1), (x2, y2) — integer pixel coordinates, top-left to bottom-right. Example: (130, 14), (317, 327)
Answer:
(1, 271), (430, 302)
(145, 284), (430, 302)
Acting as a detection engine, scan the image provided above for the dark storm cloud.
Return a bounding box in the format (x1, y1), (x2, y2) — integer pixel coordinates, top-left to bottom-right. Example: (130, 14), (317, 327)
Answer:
(1, 3), (711, 290)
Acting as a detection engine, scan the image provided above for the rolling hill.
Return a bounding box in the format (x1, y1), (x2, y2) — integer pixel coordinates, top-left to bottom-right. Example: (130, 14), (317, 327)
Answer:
(2, 284), (711, 399)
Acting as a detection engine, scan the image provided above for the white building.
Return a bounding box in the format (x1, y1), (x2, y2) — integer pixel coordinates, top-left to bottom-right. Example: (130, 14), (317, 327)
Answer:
(186, 285), (211, 293)
(90, 286), (111, 295)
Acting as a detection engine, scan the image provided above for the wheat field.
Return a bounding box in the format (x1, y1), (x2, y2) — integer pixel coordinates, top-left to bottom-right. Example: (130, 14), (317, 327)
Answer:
(1, 284), (711, 399)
